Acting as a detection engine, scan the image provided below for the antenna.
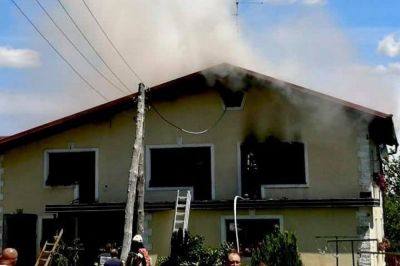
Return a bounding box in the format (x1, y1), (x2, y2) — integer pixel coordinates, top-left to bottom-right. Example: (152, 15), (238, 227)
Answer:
(234, 0), (266, 32)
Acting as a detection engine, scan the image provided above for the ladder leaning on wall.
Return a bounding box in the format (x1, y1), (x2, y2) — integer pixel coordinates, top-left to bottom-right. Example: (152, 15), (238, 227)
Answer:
(34, 229), (63, 266)
(172, 190), (191, 237)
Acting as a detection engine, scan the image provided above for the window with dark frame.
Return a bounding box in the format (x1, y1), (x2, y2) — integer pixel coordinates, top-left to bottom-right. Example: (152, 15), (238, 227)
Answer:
(225, 218), (280, 256)
(148, 146), (212, 200)
(46, 151), (96, 203)
(241, 136), (306, 198)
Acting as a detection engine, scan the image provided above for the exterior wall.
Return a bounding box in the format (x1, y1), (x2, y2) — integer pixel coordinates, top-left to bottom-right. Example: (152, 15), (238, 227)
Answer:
(144, 88), (361, 201)
(2, 86), (363, 212)
(3, 87), (359, 210)
(357, 120), (385, 266)
(2, 109), (136, 214)
(0, 83), (378, 264)
(150, 208), (360, 266)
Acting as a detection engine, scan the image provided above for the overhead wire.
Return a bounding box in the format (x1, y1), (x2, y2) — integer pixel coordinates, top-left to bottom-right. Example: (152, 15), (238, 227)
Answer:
(80, 0), (228, 133)
(56, 0), (133, 94)
(81, 0), (144, 84)
(14, 0), (227, 134)
(9, 0), (108, 101)
(35, 0), (128, 95)
(149, 102), (227, 135)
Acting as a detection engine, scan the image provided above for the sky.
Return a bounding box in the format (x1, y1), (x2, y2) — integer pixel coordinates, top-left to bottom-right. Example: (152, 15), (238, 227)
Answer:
(1, 0), (400, 136)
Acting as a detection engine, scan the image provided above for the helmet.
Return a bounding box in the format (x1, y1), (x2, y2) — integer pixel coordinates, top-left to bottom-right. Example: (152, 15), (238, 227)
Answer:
(132, 234), (143, 243)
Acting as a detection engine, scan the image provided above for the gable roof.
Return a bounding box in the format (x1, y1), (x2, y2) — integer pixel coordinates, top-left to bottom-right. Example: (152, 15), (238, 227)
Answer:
(0, 63), (397, 151)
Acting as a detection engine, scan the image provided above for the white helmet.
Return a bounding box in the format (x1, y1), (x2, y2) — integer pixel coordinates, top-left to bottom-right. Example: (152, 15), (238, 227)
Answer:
(132, 234), (143, 243)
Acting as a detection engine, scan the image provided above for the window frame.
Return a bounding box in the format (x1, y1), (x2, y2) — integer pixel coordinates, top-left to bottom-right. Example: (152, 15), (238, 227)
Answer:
(145, 144), (215, 200)
(43, 148), (99, 201)
(237, 141), (310, 195)
(220, 215), (283, 247)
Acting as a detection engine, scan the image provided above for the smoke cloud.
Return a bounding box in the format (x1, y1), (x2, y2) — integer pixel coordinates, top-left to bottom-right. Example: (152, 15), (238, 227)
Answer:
(2, 0), (400, 135)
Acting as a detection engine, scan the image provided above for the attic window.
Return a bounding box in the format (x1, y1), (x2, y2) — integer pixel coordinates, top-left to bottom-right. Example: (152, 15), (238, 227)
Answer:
(147, 145), (212, 200)
(45, 150), (96, 203)
(217, 85), (246, 110)
(241, 137), (307, 197)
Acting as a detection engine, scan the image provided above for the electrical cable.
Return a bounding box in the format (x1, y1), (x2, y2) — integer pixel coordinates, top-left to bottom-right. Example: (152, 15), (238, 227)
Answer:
(149, 102), (227, 135)
(56, 0), (133, 94)
(81, 0), (144, 84)
(9, 0), (108, 101)
(35, 0), (128, 95)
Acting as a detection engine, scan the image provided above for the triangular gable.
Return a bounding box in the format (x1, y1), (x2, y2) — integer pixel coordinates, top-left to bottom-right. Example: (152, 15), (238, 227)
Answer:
(0, 63), (397, 151)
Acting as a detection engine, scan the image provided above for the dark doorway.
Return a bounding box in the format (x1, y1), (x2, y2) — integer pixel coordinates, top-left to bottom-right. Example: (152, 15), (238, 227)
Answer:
(57, 212), (125, 265)
(3, 213), (37, 265)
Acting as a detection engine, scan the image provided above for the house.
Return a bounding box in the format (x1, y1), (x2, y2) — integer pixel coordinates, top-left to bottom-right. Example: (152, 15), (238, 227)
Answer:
(0, 63), (397, 265)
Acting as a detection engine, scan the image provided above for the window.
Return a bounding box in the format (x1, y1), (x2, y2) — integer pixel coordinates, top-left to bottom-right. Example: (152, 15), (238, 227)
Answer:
(147, 145), (212, 200)
(241, 136), (307, 197)
(223, 217), (281, 256)
(45, 150), (97, 203)
(216, 84), (246, 110)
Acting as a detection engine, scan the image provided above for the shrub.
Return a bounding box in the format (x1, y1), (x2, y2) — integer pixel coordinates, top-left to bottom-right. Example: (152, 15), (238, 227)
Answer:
(251, 227), (303, 266)
(157, 229), (232, 266)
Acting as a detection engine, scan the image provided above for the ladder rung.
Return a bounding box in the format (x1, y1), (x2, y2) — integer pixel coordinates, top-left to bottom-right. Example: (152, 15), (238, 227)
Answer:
(177, 204), (186, 208)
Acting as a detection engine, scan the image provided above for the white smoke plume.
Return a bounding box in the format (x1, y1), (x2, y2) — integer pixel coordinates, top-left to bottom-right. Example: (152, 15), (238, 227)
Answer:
(2, 0), (400, 135)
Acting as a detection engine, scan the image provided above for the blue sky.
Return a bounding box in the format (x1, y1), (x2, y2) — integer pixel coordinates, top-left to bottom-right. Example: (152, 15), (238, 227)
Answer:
(1, 0), (400, 135)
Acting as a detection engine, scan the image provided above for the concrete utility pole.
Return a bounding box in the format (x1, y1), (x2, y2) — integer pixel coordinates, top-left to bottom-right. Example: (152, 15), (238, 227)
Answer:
(121, 83), (146, 262)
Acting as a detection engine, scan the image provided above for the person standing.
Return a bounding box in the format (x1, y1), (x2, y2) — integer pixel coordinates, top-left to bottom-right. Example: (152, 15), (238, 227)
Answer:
(126, 235), (151, 266)
(98, 243), (112, 266)
(104, 249), (123, 266)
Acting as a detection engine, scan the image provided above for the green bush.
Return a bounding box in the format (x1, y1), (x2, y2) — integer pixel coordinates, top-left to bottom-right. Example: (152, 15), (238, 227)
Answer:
(157, 229), (232, 266)
(251, 227), (303, 266)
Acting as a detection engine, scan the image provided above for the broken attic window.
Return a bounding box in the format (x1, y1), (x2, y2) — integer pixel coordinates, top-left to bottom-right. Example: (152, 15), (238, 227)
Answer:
(241, 137), (306, 197)
(148, 146), (212, 200)
(46, 151), (95, 187)
(216, 84), (246, 109)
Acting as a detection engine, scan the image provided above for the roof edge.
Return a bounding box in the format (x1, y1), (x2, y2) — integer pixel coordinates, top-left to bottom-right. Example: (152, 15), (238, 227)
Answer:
(0, 63), (395, 151)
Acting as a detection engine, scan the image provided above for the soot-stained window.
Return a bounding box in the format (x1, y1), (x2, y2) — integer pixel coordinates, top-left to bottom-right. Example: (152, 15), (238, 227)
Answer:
(217, 85), (246, 109)
(241, 136), (306, 197)
(46, 151), (95, 186)
(46, 151), (96, 203)
(148, 146), (212, 200)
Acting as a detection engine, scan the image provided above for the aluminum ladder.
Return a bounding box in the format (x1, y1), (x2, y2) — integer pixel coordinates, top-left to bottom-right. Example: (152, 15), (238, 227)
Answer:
(34, 229), (63, 266)
(172, 190), (191, 237)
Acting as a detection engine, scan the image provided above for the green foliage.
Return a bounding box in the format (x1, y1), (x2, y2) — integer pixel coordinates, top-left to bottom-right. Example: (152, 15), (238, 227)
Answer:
(384, 196), (400, 251)
(383, 155), (400, 196)
(51, 252), (69, 266)
(157, 229), (233, 266)
(251, 227), (303, 266)
(383, 154), (400, 252)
